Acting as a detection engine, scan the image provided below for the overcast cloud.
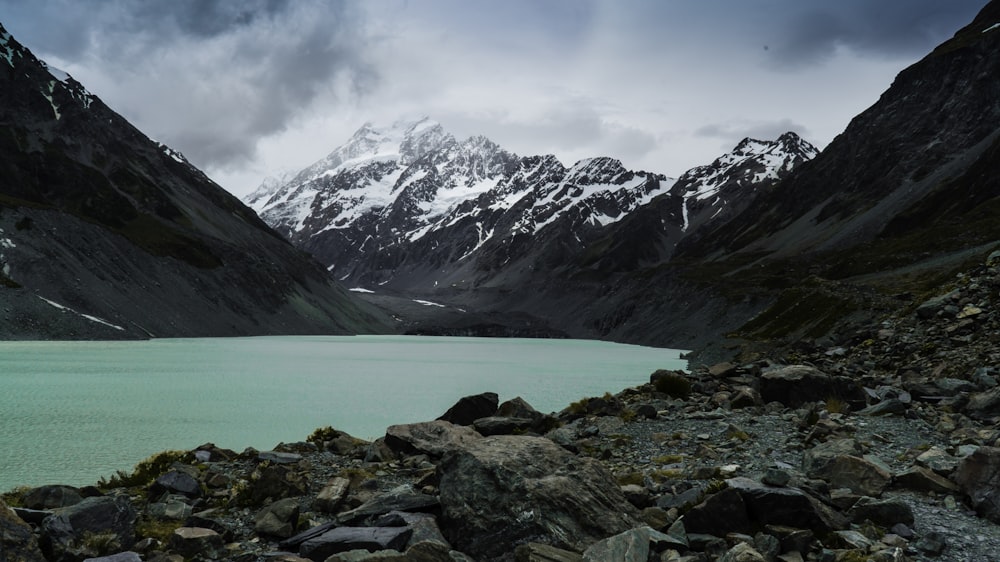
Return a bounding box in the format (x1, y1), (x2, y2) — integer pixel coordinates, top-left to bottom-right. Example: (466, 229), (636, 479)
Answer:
(0, 0), (988, 196)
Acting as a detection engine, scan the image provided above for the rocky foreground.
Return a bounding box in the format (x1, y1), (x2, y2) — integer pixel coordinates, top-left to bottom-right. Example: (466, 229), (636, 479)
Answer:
(4, 254), (1000, 562)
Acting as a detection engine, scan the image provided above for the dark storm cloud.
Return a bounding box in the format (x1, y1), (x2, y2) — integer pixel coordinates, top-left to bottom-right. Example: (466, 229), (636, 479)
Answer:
(0, 0), (374, 170)
(763, 0), (987, 68)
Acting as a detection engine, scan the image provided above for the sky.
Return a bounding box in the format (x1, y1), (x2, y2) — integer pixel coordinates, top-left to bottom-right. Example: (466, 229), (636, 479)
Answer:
(0, 0), (989, 198)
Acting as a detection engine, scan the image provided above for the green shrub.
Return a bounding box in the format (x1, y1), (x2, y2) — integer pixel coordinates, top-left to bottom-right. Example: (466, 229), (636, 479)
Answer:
(98, 449), (193, 490)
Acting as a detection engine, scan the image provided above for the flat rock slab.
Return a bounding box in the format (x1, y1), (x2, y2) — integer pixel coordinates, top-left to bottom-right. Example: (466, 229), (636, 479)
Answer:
(726, 477), (848, 532)
(299, 526), (413, 561)
(337, 485), (440, 525)
(384, 420), (482, 459)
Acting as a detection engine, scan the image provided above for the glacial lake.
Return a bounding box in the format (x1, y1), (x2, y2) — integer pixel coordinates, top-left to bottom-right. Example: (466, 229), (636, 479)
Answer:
(0, 335), (686, 491)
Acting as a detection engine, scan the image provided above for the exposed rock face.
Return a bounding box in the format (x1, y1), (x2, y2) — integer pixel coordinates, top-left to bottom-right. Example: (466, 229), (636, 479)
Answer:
(383, 420), (482, 459)
(0, 22), (388, 339)
(1, 498), (46, 562)
(39, 495), (137, 562)
(955, 446), (1000, 523)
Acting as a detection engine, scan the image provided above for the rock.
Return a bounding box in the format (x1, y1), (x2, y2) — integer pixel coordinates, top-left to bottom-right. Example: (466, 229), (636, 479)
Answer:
(514, 542), (583, 562)
(147, 497), (193, 521)
(149, 470), (201, 499)
(830, 530), (874, 550)
(254, 497), (300, 538)
(384, 420), (482, 459)
(727, 478), (848, 533)
(892, 466), (960, 494)
(708, 362), (738, 377)
(169, 527), (224, 560)
(802, 439), (891, 496)
(248, 462), (308, 504)
(760, 365), (861, 407)
(847, 497), (914, 527)
(916, 446), (959, 475)
(965, 386), (1000, 420)
(620, 484), (650, 508)
(581, 526), (675, 562)
(40, 495), (137, 562)
(23, 485), (84, 510)
(497, 396), (543, 420)
(916, 293), (954, 319)
(681, 487), (752, 536)
(762, 468), (791, 487)
(472, 416), (536, 436)
(914, 531), (948, 556)
(730, 386), (761, 409)
(314, 477), (351, 513)
(373, 511), (449, 549)
(278, 522), (338, 551)
(259, 450), (304, 464)
(1, 497), (46, 562)
(857, 399), (907, 416)
(954, 446), (1000, 522)
(337, 484), (440, 525)
(437, 435), (641, 558)
(656, 487), (704, 511)
(81, 553), (142, 562)
(437, 392), (499, 426)
(718, 543), (766, 562)
(299, 527), (413, 562)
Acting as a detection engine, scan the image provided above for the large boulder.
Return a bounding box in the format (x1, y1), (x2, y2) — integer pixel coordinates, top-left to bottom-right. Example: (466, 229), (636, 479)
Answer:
(437, 392), (499, 426)
(23, 485), (84, 510)
(681, 488), (752, 536)
(437, 435), (641, 559)
(39, 495), (137, 562)
(337, 485), (440, 526)
(299, 527), (413, 561)
(759, 365), (861, 407)
(954, 446), (1000, 523)
(802, 439), (891, 497)
(255, 497), (300, 538)
(581, 526), (675, 561)
(384, 420), (482, 459)
(1, 498), (46, 562)
(726, 478), (848, 533)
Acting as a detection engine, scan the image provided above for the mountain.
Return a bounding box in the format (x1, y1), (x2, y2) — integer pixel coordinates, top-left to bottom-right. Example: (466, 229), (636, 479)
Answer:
(247, 118), (815, 342)
(0, 22), (388, 339)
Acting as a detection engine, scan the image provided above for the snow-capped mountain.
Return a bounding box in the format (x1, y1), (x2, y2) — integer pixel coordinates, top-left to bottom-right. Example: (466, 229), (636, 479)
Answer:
(246, 118), (815, 290)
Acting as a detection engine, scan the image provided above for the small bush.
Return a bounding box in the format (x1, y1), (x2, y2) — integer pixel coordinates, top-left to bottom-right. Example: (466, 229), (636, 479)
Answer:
(567, 398), (590, 415)
(136, 518), (183, 543)
(825, 397), (848, 414)
(652, 454), (684, 465)
(307, 426), (340, 446)
(616, 472), (644, 486)
(98, 449), (193, 490)
(652, 371), (692, 399)
(1, 485), (31, 507)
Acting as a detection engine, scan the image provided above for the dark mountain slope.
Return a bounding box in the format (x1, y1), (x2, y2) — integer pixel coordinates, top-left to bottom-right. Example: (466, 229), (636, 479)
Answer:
(0, 23), (388, 339)
(679, 1), (1000, 263)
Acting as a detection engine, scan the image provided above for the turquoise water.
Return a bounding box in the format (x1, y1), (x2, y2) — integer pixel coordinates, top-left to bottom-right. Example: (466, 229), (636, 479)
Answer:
(0, 335), (685, 491)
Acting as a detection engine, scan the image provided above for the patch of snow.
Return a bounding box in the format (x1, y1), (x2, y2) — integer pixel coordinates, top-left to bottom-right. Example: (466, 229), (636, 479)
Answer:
(42, 81), (61, 120)
(413, 299), (446, 308)
(46, 63), (70, 82)
(156, 142), (187, 164)
(983, 23), (1000, 33)
(36, 296), (125, 331)
(349, 287), (374, 293)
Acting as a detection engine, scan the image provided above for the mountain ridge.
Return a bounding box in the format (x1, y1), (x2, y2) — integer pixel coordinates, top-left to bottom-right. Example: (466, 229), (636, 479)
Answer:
(0, 21), (389, 339)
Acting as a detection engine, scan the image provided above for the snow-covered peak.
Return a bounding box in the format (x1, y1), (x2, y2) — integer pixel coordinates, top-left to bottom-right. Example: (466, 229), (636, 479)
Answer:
(677, 132), (818, 201)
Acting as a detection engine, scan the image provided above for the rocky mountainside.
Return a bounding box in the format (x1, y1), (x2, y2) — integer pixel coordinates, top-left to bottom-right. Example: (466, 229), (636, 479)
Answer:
(0, 22), (388, 339)
(247, 119), (815, 344)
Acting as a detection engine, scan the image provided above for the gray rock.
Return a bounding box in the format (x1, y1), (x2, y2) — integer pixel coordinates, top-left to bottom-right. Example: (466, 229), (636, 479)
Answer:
(916, 293), (954, 319)
(760, 365), (861, 407)
(857, 399), (907, 416)
(259, 451), (304, 464)
(314, 477), (351, 513)
(40, 495), (137, 562)
(762, 468), (791, 487)
(965, 386), (1000, 420)
(437, 392), (499, 426)
(437, 435), (641, 558)
(847, 497), (914, 527)
(916, 447), (960, 475)
(914, 531), (948, 556)
(384, 420), (482, 459)
(727, 477), (848, 533)
(514, 542), (583, 562)
(149, 470), (201, 499)
(1, 497), (46, 562)
(247, 462), (309, 505)
(802, 439), (890, 496)
(582, 526), (674, 562)
(255, 497), (300, 538)
(681, 487), (752, 536)
(954, 446), (1000, 522)
(24, 485), (84, 510)
(892, 466), (960, 494)
(81, 553), (142, 562)
(299, 527), (413, 562)
(338, 484), (440, 526)
(373, 511), (449, 549)
(147, 496), (193, 521)
(169, 527), (224, 560)
(472, 416), (536, 436)
(718, 543), (766, 562)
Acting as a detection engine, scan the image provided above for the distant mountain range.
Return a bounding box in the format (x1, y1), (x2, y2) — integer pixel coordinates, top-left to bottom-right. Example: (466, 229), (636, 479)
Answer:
(246, 0), (1000, 354)
(246, 119), (815, 289)
(0, 22), (388, 339)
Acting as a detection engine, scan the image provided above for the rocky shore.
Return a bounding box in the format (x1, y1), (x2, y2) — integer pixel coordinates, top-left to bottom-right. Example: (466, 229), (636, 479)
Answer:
(4, 253), (1000, 562)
